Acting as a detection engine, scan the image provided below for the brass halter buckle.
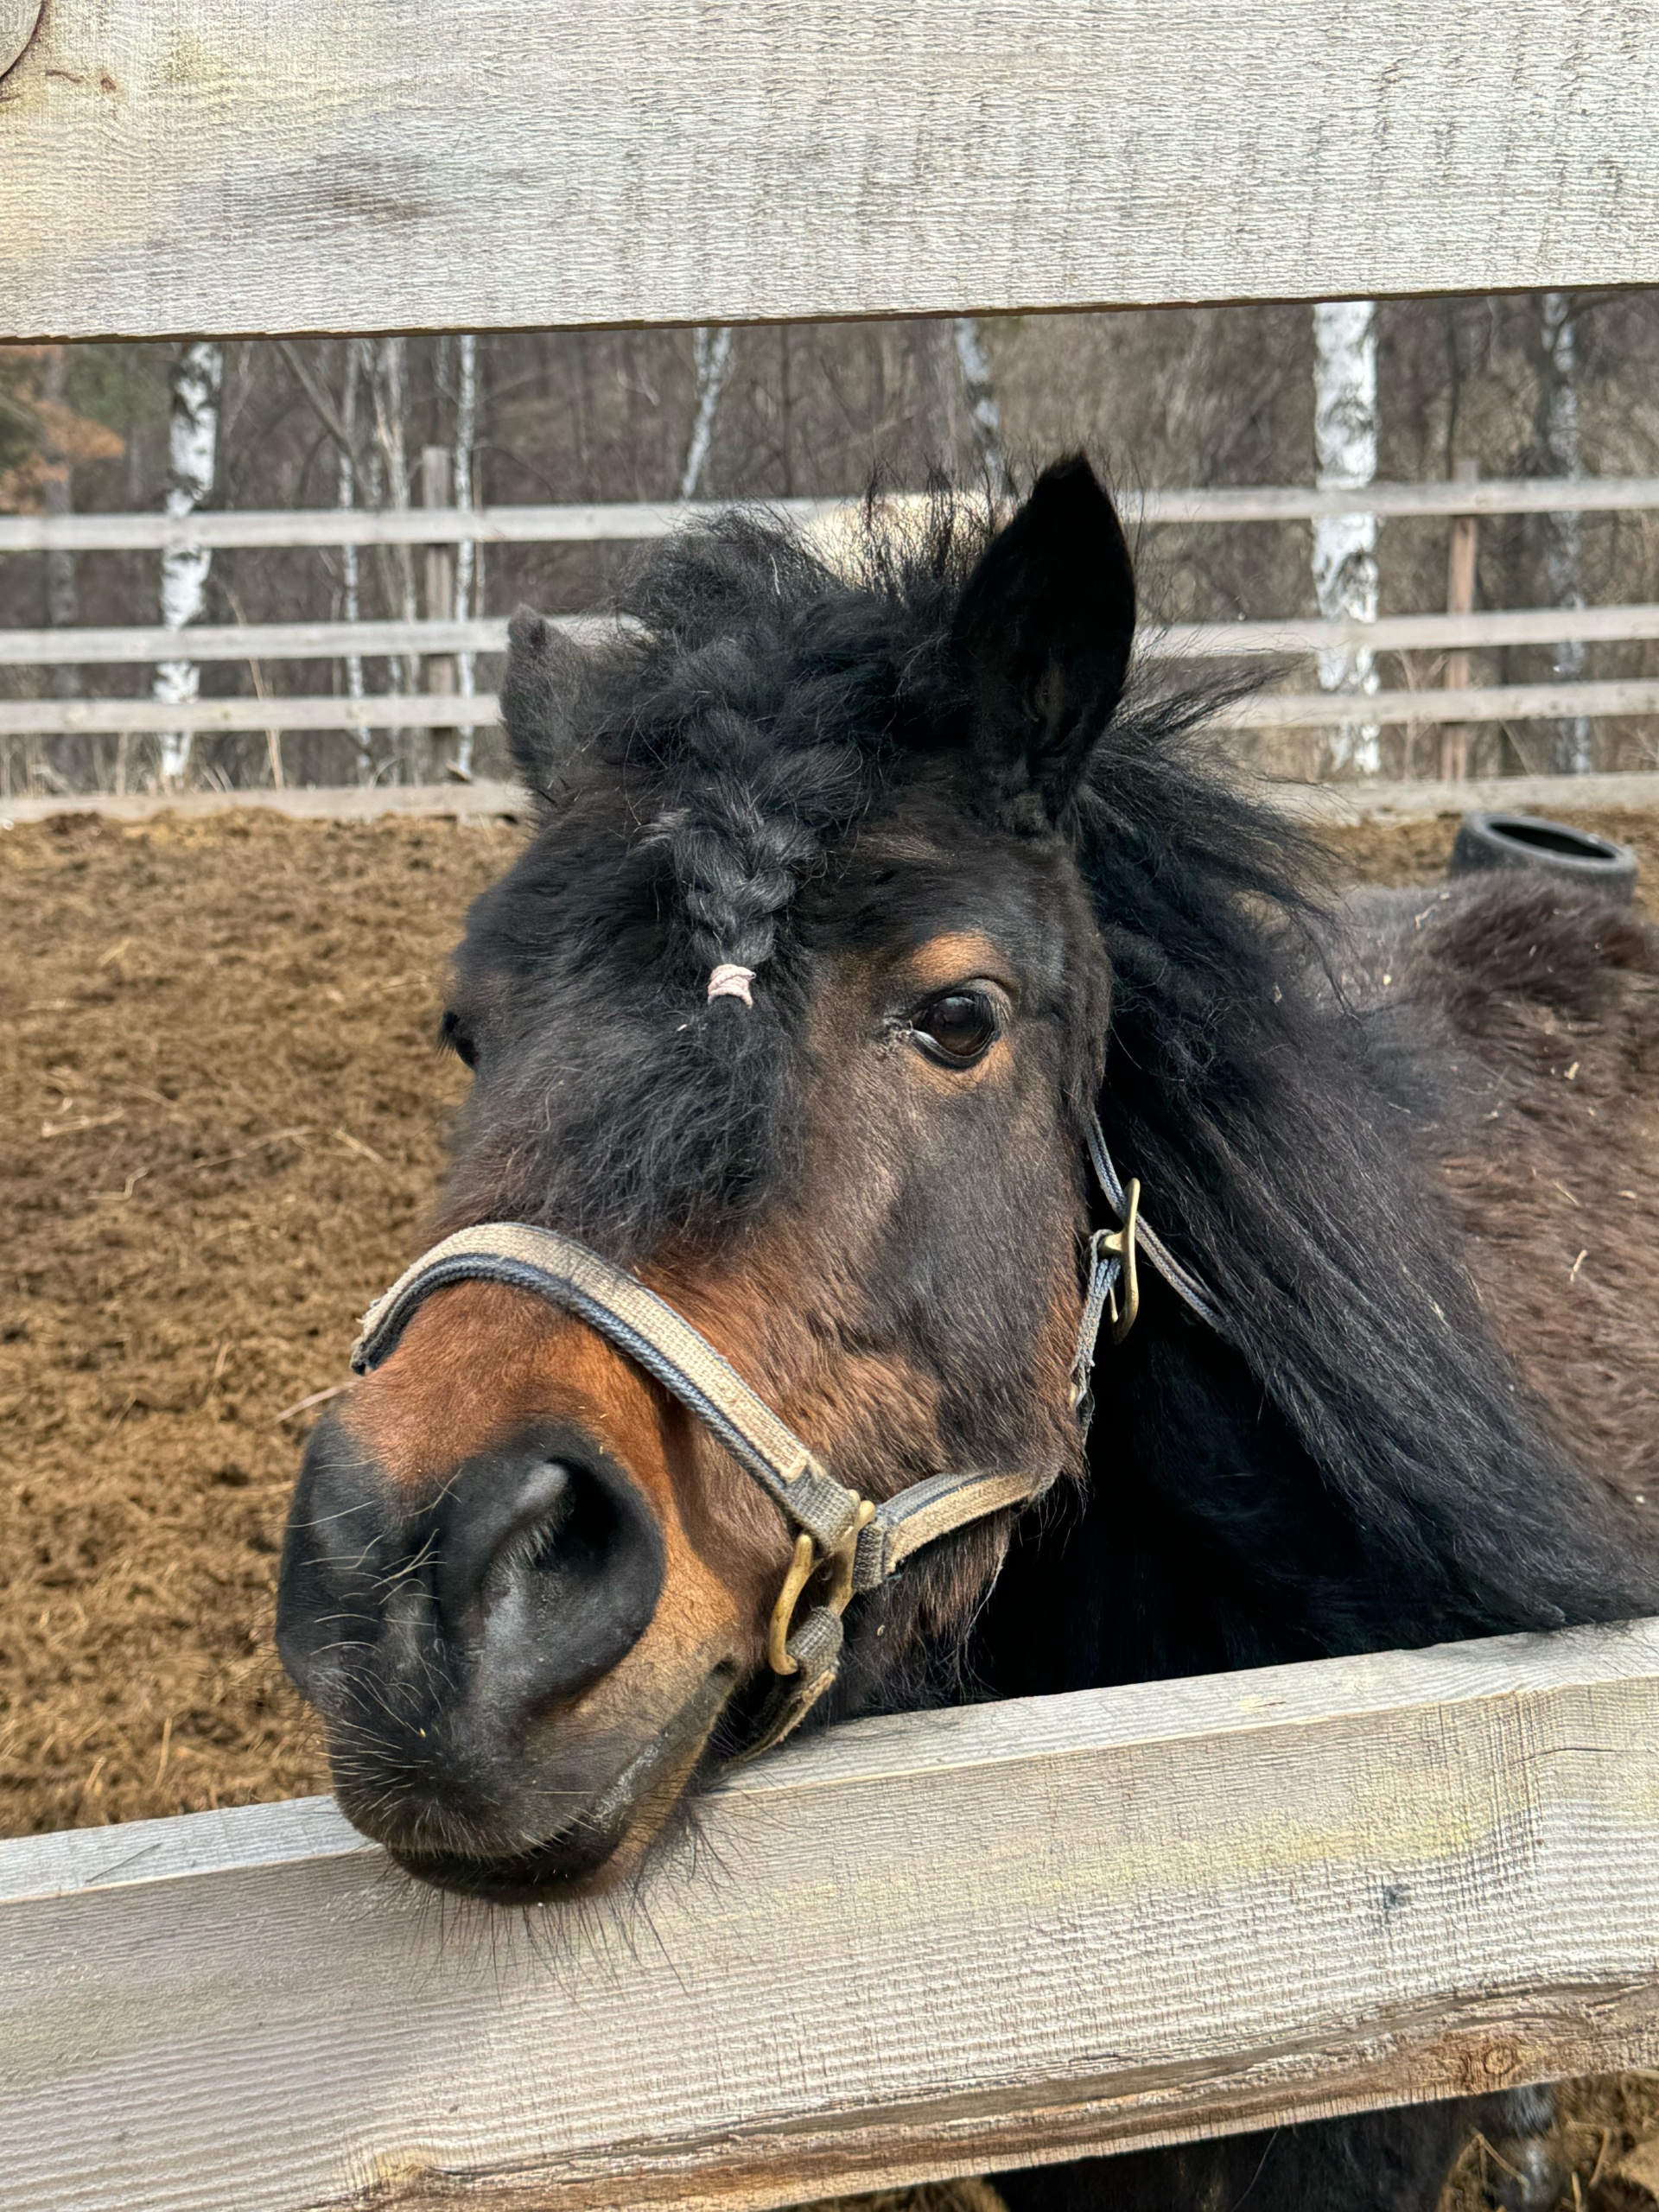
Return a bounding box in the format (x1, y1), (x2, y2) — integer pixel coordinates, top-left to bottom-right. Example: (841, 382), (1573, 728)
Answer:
(1068, 1175), (1141, 1427)
(767, 1497), (876, 1675)
(1104, 1173), (1141, 1344)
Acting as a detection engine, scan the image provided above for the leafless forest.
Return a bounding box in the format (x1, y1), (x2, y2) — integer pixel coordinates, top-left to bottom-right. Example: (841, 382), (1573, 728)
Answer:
(6, 292), (1659, 792)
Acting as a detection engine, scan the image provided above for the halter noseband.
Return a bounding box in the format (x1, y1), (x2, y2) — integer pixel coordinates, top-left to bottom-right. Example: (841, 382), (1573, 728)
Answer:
(348, 1119), (1217, 1754)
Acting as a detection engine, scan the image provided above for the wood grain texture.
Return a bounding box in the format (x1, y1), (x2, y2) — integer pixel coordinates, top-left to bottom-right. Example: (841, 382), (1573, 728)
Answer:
(4, 1620), (1659, 2212)
(0, 0), (41, 78)
(3, 2), (1659, 337)
(4, 478), (1659, 555)
(0, 502), (833, 554)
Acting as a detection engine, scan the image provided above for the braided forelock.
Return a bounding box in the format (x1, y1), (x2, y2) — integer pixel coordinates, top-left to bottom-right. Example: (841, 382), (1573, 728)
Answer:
(642, 642), (870, 982)
(601, 494), (1006, 992)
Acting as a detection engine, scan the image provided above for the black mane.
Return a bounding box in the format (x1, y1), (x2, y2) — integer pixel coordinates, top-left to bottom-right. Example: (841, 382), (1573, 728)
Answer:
(483, 488), (1650, 1698)
(974, 714), (1657, 1701)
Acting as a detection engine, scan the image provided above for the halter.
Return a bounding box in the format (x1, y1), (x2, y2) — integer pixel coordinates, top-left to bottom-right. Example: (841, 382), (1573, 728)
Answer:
(348, 1116), (1218, 1753)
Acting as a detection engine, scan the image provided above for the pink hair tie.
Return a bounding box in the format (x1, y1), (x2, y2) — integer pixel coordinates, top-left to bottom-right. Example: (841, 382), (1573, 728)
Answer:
(707, 963), (756, 1007)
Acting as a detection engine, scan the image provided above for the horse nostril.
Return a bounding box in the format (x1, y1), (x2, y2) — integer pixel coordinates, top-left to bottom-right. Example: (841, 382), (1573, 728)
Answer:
(276, 1419), (667, 1735)
(436, 1429), (667, 1722)
(477, 1459), (575, 1611)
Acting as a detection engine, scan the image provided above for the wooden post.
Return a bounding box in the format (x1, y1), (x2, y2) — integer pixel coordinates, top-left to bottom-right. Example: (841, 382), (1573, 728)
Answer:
(1440, 456), (1479, 780)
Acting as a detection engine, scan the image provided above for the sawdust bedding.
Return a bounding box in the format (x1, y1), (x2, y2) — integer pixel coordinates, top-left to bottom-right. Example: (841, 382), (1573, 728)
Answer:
(4, 801), (1658, 2212)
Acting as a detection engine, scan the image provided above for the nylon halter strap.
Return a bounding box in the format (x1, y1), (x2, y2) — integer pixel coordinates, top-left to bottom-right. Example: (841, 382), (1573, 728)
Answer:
(347, 1120), (1219, 1756)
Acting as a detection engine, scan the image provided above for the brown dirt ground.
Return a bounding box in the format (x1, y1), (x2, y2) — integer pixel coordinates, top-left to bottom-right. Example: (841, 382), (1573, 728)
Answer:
(0, 810), (522, 1834)
(3, 801), (1657, 2212)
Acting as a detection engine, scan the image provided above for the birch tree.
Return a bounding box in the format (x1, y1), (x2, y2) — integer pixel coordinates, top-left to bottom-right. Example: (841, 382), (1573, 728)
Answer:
(37, 346), (79, 702)
(679, 327), (734, 499)
(154, 341), (224, 787)
(338, 339), (367, 740)
(1311, 301), (1381, 775)
(452, 334), (480, 774)
(369, 336), (420, 777)
(953, 318), (1009, 492)
(1538, 291), (1590, 772)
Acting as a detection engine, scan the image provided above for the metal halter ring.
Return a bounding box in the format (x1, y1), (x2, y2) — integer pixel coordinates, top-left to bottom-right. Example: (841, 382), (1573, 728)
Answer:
(1069, 1176), (1141, 1427)
(766, 1498), (876, 1675)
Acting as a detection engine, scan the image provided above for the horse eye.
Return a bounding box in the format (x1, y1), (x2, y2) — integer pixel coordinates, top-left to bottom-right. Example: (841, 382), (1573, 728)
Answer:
(910, 991), (1000, 1066)
(439, 1010), (478, 1069)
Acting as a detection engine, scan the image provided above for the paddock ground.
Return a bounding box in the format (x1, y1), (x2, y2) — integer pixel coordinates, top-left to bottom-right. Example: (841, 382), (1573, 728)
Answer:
(4, 804), (1659, 2212)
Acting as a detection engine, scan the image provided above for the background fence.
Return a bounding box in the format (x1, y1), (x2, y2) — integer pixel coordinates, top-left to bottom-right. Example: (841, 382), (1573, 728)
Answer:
(8, 474), (1659, 793)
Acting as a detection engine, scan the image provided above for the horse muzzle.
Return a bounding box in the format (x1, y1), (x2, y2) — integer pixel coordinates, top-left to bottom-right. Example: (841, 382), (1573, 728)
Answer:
(276, 1405), (729, 1894)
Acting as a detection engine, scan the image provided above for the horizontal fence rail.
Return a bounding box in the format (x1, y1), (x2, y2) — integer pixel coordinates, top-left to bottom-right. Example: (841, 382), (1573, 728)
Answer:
(4, 1618), (1659, 2212)
(10, 605), (1659, 668)
(3, 1), (1659, 338)
(7, 482), (1659, 757)
(0, 618), (591, 667)
(0, 695), (501, 736)
(1223, 679), (1659, 730)
(10, 681), (1659, 740)
(4, 478), (1659, 555)
(14, 770), (1659, 831)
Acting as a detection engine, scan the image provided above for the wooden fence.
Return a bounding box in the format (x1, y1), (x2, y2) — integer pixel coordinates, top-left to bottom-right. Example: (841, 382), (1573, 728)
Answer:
(4, 2), (1659, 335)
(6, 0), (1659, 2202)
(6, 478), (1659, 747)
(5, 1620), (1659, 2212)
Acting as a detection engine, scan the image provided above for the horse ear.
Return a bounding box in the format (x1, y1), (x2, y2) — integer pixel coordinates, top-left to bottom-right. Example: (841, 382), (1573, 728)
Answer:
(499, 607), (587, 791)
(949, 454), (1135, 820)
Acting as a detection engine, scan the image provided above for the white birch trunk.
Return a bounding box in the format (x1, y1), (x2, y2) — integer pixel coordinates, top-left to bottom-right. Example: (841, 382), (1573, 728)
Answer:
(953, 316), (1008, 490)
(338, 340), (366, 747)
(1540, 291), (1590, 773)
(679, 327), (734, 499)
(38, 346), (79, 707)
(453, 333), (479, 773)
(153, 340), (222, 785)
(370, 336), (419, 777)
(1311, 300), (1380, 775)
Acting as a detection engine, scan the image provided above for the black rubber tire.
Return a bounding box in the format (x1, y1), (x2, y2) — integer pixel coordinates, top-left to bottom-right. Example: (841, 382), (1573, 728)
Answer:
(1448, 810), (1638, 902)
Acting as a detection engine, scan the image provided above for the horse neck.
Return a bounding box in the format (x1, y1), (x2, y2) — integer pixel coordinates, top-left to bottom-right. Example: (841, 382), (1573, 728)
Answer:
(966, 1276), (1554, 1703)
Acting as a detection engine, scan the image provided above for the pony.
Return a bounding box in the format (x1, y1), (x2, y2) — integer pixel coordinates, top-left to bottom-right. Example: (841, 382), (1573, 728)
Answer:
(277, 458), (1659, 2212)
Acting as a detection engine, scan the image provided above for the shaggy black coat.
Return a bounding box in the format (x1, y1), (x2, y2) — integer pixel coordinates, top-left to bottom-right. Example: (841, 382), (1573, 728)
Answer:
(476, 459), (1649, 2212)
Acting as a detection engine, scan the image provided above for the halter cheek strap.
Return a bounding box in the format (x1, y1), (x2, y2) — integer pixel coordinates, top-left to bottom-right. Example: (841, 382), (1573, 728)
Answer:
(348, 1118), (1219, 1754)
(350, 1226), (1068, 1752)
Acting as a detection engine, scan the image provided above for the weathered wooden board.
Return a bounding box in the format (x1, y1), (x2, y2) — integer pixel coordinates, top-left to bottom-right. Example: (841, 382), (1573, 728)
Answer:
(9, 674), (1659, 739)
(0, 0), (40, 78)
(0, 619), (572, 665)
(10, 770), (1659, 830)
(4, 478), (1659, 556)
(3, 1620), (1659, 2212)
(10, 603), (1659, 666)
(3, 2), (1659, 338)
(0, 692), (497, 736)
(0, 781), (532, 825)
(0, 501), (839, 555)
(1224, 678), (1659, 730)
